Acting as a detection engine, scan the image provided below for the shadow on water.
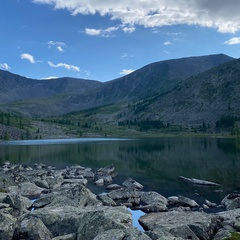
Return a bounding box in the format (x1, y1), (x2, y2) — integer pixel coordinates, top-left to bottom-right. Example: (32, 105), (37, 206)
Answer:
(1, 137), (240, 205)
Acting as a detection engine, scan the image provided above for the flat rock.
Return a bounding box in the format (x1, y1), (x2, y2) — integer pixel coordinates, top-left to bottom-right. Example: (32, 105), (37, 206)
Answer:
(179, 176), (220, 186)
(139, 210), (219, 240)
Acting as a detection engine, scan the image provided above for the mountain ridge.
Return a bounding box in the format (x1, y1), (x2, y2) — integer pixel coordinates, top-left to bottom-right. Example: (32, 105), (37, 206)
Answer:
(0, 53), (236, 127)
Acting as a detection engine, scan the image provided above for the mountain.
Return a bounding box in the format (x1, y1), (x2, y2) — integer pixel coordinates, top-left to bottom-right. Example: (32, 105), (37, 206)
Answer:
(95, 53), (234, 102)
(0, 70), (102, 103)
(0, 53), (233, 117)
(121, 57), (240, 126)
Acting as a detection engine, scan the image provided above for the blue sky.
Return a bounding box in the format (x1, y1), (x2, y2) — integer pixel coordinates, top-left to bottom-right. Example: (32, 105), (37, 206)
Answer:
(1, 0), (240, 82)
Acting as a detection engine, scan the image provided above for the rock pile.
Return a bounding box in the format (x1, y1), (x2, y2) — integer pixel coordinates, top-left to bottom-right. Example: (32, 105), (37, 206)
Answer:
(0, 161), (239, 240)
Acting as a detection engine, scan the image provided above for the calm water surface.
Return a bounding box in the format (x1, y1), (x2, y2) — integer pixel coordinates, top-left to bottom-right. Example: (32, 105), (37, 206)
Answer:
(1, 137), (240, 205)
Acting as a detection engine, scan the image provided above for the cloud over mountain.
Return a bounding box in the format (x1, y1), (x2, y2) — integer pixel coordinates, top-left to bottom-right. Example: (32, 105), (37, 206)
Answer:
(48, 61), (80, 72)
(20, 53), (35, 64)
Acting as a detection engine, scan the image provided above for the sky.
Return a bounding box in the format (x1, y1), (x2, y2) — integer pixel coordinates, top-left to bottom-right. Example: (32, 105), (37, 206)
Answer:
(1, 0), (240, 82)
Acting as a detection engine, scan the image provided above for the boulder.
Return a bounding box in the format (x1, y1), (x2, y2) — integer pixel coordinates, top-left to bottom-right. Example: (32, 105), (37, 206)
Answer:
(139, 210), (219, 240)
(61, 178), (88, 186)
(122, 178), (144, 189)
(31, 205), (131, 238)
(95, 172), (113, 184)
(93, 229), (125, 240)
(216, 208), (240, 230)
(178, 195), (199, 208)
(136, 203), (168, 213)
(140, 191), (168, 205)
(52, 233), (76, 240)
(106, 184), (122, 190)
(97, 194), (117, 206)
(13, 216), (53, 240)
(34, 179), (50, 189)
(0, 212), (17, 240)
(108, 188), (141, 205)
(221, 193), (240, 210)
(212, 226), (234, 240)
(77, 206), (132, 240)
(8, 182), (45, 198)
(4, 194), (32, 216)
(146, 227), (185, 240)
(48, 184), (101, 208)
(31, 206), (85, 236)
(179, 176), (220, 186)
(32, 193), (55, 209)
(97, 164), (116, 176)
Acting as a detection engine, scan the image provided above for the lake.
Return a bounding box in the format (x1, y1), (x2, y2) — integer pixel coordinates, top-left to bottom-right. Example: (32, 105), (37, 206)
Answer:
(1, 137), (240, 206)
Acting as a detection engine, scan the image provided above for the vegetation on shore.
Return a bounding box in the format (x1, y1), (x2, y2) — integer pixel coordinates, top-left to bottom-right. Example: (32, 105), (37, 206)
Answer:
(1, 108), (240, 141)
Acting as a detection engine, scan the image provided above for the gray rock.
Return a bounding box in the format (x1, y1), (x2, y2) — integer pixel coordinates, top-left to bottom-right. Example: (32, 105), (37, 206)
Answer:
(93, 229), (126, 240)
(178, 195), (199, 208)
(106, 184), (122, 190)
(52, 233), (76, 240)
(48, 184), (101, 208)
(146, 227), (185, 240)
(124, 227), (152, 240)
(33, 193), (54, 209)
(61, 178), (88, 186)
(31, 205), (85, 236)
(212, 227), (234, 240)
(31, 205), (131, 239)
(0, 212), (17, 240)
(95, 178), (104, 186)
(168, 196), (180, 205)
(108, 188), (141, 205)
(15, 216), (53, 240)
(179, 176), (220, 186)
(216, 208), (240, 225)
(97, 164), (116, 176)
(122, 178), (144, 189)
(139, 210), (219, 240)
(77, 206), (132, 240)
(205, 199), (217, 208)
(140, 191), (168, 205)
(221, 193), (240, 210)
(97, 194), (117, 206)
(83, 168), (95, 178)
(136, 203), (168, 213)
(95, 172), (113, 184)
(35, 179), (50, 189)
(4, 194), (32, 215)
(234, 217), (240, 231)
(8, 182), (45, 198)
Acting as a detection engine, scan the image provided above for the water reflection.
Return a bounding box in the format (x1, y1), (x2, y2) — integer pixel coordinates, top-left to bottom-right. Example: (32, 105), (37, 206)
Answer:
(0, 137), (240, 204)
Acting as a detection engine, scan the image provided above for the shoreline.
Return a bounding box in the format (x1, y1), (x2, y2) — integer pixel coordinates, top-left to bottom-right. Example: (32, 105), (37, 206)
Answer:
(0, 162), (239, 239)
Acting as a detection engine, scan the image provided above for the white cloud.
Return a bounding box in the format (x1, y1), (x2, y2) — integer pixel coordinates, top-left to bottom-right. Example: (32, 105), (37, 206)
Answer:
(119, 69), (135, 75)
(85, 26), (118, 37)
(41, 76), (59, 80)
(121, 53), (133, 59)
(0, 63), (11, 70)
(48, 61), (80, 72)
(48, 40), (66, 52)
(224, 37), (240, 45)
(20, 53), (35, 64)
(33, 0), (240, 33)
(122, 26), (135, 33)
(163, 41), (172, 46)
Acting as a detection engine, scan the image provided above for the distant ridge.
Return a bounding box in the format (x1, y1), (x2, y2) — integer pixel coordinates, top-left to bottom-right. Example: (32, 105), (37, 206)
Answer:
(0, 54), (235, 122)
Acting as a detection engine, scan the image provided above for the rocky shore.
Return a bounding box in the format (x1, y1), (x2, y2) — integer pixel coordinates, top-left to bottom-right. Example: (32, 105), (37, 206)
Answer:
(0, 162), (239, 240)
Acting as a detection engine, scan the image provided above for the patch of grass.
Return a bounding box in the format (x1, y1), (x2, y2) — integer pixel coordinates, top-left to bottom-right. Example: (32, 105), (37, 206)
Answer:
(225, 232), (240, 240)
(0, 187), (7, 193)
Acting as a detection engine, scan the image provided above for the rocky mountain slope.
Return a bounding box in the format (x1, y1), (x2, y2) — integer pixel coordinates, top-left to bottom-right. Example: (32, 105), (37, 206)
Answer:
(120, 57), (240, 126)
(0, 54), (233, 117)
